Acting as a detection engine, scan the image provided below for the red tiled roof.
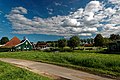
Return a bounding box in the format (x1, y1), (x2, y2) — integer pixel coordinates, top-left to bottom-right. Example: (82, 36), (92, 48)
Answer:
(4, 36), (21, 47)
(35, 43), (48, 47)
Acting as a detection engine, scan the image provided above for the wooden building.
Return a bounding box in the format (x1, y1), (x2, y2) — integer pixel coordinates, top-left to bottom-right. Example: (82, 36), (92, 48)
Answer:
(35, 42), (49, 50)
(4, 36), (33, 51)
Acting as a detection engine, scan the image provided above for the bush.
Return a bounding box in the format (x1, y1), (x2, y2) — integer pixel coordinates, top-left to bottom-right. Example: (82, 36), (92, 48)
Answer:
(44, 48), (60, 52)
(85, 48), (93, 50)
(0, 48), (11, 52)
(59, 48), (73, 52)
(44, 48), (73, 52)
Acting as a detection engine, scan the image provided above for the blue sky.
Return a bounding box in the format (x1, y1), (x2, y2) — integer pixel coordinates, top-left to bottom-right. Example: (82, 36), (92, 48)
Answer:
(0, 0), (120, 42)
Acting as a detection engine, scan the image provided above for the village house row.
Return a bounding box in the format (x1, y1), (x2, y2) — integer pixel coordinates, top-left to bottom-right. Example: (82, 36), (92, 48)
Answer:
(0, 36), (48, 51)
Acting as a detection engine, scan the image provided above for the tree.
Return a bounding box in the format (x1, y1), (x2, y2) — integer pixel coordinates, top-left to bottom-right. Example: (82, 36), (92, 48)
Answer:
(58, 39), (67, 49)
(89, 38), (94, 44)
(68, 36), (80, 49)
(103, 38), (111, 47)
(83, 39), (87, 44)
(94, 34), (104, 47)
(50, 42), (55, 47)
(110, 34), (120, 41)
(50, 41), (58, 48)
(87, 38), (91, 44)
(0, 37), (9, 45)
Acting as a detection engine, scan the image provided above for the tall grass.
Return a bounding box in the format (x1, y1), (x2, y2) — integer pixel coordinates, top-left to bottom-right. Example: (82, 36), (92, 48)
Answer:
(0, 51), (120, 77)
(0, 61), (52, 80)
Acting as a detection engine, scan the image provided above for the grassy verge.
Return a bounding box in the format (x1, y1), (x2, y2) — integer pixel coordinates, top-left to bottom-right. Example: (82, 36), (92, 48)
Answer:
(0, 51), (120, 79)
(0, 61), (52, 80)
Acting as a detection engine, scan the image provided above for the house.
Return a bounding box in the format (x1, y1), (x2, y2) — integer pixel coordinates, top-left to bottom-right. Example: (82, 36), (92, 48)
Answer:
(4, 36), (33, 51)
(108, 41), (120, 52)
(35, 42), (49, 50)
(14, 37), (33, 51)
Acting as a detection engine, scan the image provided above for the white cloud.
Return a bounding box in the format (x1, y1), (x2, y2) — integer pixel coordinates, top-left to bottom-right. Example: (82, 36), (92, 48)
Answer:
(0, 11), (2, 13)
(11, 7), (27, 14)
(85, 1), (102, 12)
(108, 0), (120, 4)
(78, 33), (92, 36)
(6, 0), (120, 37)
(54, 2), (61, 6)
(63, 18), (81, 27)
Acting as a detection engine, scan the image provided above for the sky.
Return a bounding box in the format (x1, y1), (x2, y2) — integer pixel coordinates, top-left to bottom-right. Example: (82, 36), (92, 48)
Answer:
(0, 0), (120, 42)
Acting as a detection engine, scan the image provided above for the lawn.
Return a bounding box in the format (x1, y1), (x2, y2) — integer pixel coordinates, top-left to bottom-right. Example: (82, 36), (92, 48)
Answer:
(0, 51), (120, 79)
(0, 61), (52, 80)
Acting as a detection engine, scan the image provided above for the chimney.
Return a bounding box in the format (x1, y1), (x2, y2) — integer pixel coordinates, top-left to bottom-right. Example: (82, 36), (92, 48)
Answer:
(23, 36), (26, 40)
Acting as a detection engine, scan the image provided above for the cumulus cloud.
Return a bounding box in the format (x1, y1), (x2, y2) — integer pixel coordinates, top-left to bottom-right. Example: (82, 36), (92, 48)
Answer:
(85, 1), (102, 12)
(6, 0), (120, 37)
(79, 33), (92, 36)
(11, 7), (27, 14)
(63, 18), (81, 27)
(108, 0), (120, 4)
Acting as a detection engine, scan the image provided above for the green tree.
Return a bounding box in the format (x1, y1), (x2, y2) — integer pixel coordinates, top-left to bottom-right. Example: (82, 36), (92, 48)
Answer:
(94, 34), (104, 47)
(110, 34), (120, 41)
(50, 42), (55, 47)
(0, 37), (9, 45)
(103, 38), (111, 47)
(68, 36), (80, 49)
(58, 39), (67, 49)
(87, 38), (91, 44)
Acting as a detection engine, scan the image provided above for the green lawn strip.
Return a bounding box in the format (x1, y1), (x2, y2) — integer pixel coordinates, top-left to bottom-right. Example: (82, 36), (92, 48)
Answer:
(0, 61), (52, 80)
(0, 51), (120, 79)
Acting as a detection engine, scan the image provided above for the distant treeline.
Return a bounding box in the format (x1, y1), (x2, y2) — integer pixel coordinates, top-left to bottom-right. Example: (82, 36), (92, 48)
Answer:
(37, 34), (120, 49)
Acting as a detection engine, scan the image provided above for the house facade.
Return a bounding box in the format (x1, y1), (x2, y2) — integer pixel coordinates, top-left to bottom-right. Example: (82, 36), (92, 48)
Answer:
(14, 38), (33, 51)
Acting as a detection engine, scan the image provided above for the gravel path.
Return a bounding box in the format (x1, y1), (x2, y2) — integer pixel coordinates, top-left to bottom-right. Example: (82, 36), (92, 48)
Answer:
(0, 58), (114, 80)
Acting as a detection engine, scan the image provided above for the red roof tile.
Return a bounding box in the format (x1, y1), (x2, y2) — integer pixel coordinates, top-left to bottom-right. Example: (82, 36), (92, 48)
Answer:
(4, 36), (21, 47)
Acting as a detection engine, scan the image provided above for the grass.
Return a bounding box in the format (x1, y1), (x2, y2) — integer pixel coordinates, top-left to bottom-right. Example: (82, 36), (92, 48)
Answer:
(0, 51), (120, 79)
(0, 61), (52, 80)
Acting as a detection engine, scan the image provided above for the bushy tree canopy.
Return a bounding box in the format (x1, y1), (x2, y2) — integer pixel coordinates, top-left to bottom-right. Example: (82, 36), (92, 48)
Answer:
(58, 39), (67, 49)
(68, 36), (80, 49)
(94, 34), (104, 47)
(110, 34), (120, 41)
(0, 37), (9, 45)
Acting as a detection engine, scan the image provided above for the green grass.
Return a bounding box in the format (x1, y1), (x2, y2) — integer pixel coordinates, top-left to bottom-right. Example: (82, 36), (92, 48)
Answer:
(0, 61), (52, 80)
(0, 51), (120, 78)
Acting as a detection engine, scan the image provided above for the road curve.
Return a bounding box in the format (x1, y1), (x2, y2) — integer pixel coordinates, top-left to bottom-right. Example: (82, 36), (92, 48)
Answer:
(0, 58), (114, 80)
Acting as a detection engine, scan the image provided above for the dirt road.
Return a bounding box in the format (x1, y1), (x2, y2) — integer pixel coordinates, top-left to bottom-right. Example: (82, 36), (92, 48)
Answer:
(0, 58), (113, 80)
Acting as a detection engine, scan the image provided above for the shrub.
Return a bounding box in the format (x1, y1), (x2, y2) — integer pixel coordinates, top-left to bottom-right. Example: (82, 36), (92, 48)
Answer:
(60, 48), (73, 52)
(0, 48), (11, 52)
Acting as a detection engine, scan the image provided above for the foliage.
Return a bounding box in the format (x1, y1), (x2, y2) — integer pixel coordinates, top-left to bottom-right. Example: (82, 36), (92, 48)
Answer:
(110, 34), (120, 41)
(94, 34), (104, 47)
(103, 38), (111, 47)
(0, 51), (120, 78)
(68, 36), (80, 49)
(0, 61), (52, 80)
(80, 38), (94, 44)
(58, 39), (67, 49)
(0, 47), (11, 52)
(50, 41), (58, 47)
(0, 37), (9, 45)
